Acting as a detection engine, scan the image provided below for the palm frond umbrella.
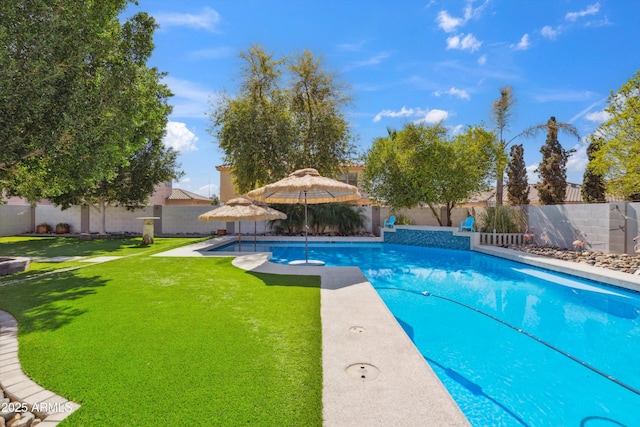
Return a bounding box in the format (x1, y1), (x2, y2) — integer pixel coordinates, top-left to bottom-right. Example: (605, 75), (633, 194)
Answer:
(198, 197), (286, 251)
(246, 168), (360, 265)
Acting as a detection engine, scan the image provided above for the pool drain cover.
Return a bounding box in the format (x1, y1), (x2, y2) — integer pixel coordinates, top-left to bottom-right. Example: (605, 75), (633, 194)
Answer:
(350, 326), (365, 333)
(346, 363), (379, 381)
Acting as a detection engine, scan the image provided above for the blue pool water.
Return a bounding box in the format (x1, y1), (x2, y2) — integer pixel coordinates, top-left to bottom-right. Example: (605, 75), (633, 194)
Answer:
(211, 241), (640, 426)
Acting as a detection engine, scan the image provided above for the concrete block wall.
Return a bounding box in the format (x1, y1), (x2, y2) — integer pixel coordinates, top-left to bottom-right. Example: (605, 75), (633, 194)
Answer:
(0, 206), (32, 235)
(160, 206), (220, 235)
(35, 205), (82, 233)
(527, 204), (610, 251)
(87, 206), (154, 234)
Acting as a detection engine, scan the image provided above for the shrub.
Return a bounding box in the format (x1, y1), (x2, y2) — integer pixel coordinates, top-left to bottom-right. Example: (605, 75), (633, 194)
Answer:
(479, 206), (524, 233)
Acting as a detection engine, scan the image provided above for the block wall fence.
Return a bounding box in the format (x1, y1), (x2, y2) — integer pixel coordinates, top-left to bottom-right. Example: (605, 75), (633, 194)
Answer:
(1, 202), (638, 255)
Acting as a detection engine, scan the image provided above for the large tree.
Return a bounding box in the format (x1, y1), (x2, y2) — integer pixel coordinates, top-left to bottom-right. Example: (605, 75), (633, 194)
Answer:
(582, 136), (607, 203)
(506, 144), (530, 205)
(288, 50), (354, 180)
(0, 1), (165, 202)
(589, 71), (640, 199)
(209, 44), (355, 194)
(535, 117), (577, 205)
(362, 123), (495, 226)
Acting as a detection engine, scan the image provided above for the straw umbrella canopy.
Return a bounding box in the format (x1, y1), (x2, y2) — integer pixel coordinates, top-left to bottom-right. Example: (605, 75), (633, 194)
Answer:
(246, 168), (360, 264)
(198, 197), (286, 251)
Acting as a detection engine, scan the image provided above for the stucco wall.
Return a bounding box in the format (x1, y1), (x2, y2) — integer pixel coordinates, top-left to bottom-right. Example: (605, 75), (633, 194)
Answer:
(0, 205), (32, 236)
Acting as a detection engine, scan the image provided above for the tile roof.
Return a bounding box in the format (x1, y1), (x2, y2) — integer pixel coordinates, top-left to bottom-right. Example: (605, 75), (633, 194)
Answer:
(167, 188), (211, 201)
(467, 183), (621, 205)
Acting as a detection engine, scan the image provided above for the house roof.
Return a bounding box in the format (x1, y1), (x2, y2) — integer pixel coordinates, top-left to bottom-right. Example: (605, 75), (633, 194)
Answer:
(167, 188), (211, 201)
(467, 183), (620, 206)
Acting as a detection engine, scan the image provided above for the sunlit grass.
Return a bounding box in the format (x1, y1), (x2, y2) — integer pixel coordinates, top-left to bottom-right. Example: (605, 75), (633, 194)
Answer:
(0, 239), (322, 426)
(0, 237), (206, 284)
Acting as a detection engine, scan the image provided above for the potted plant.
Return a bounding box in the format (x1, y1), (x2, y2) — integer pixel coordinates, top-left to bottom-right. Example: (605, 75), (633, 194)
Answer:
(55, 223), (71, 234)
(36, 223), (51, 234)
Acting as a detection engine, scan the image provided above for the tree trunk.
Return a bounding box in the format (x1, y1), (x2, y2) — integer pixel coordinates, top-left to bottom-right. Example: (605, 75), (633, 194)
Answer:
(495, 174), (504, 207)
(428, 203), (443, 226)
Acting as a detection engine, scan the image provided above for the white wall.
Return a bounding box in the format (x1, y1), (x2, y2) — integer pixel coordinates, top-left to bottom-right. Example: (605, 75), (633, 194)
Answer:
(35, 205), (82, 233)
(0, 205), (32, 235)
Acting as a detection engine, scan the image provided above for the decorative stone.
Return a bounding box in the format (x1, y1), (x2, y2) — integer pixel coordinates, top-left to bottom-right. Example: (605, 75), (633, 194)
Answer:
(10, 413), (34, 427)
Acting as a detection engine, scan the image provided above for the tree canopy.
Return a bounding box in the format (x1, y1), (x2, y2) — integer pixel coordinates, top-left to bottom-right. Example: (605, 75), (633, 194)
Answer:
(589, 71), (640, 199)
(0, 1), (173, 204)
(535, 117), (577, 205)
(506, 144), (530, 205)
(209, 44), (355, 194)
(362, 122), (496, 226)
(582, 136), (607, 203)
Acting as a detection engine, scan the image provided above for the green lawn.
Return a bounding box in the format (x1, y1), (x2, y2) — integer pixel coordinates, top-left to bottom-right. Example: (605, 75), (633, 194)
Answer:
(0, 237), (322, 426)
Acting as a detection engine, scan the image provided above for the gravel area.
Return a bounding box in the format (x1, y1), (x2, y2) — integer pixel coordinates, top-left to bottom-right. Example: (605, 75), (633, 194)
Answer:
(509, 245), (640, 275)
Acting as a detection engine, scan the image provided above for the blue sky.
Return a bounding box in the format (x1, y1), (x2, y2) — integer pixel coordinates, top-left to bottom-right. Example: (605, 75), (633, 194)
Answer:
(123, 0), (640, 198)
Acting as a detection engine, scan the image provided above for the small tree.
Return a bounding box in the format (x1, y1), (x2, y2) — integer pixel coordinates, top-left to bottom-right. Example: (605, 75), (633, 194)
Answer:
(582, 136), (607, 203)
(535, 117), (576, 205)
(589, 71), (640, 199)
(506, 144), (529, 205)
(362, 122), (495, 226)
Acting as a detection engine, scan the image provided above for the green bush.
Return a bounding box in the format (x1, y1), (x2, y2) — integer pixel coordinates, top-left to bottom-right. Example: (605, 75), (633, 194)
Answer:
(478, 206), (524, 233)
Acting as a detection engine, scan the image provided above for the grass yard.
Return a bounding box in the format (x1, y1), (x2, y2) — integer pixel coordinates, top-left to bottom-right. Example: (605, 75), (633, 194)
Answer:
(0, 238), (322, 426)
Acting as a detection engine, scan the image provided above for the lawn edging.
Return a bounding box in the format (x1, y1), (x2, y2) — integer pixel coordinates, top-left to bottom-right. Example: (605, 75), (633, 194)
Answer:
(0, 310), (80, 426)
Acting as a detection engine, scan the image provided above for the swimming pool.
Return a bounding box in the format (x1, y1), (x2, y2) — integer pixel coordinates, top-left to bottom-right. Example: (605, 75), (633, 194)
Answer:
(211, 241), (640, 426)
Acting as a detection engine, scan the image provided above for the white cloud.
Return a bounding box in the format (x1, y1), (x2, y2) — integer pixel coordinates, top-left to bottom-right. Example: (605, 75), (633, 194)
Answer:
(585, 110), (611, 123)
(526, 164), (539, 183)
(154, 7), (220, 31)
(416, 109), (449, 124)
(566, 3), (600, 22)
(373, 106), (415, 122)
(434, 87), (470, 100)
(338, 40), (367, 52)
(446, 33), (482, 52)
(477, 54), (487, 65)
(450, 124), (464, 135)
(373, 106), (449, 124)
(512, 34), (530, 50)
(437, 10), (464, 32)
(436, 0), (490, 32)
(198, 183), (219, 198)
(162, 76), (212, 119)
(541, 25), (559, 40)
(163, 121), (199, 152)
(345, 52), (391, 71)
(566, 142), (588, 178)
(189, 46), (234, 60)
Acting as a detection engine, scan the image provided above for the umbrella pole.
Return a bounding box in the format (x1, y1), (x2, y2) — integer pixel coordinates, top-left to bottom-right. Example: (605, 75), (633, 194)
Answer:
(254, 221), (257, 251)
(238, 221), (241, 252)
(304, 191), (308, 263)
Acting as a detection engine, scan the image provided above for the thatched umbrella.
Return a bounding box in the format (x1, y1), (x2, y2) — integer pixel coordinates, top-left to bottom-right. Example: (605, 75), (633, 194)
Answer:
(198, 197), (286, 251)
(246, 168), (360, 264)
